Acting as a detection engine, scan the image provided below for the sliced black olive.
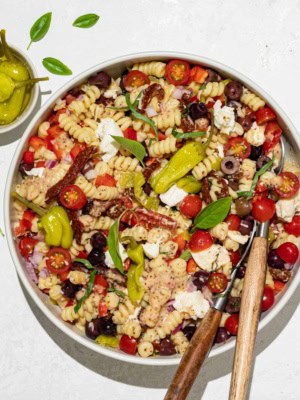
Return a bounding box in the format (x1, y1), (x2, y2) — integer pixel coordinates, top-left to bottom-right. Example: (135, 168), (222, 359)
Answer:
(256, 155), (271, 170)
(224, 81), (243, 101)
(221, 156), (240, 175)
(189, 102), (208, 121)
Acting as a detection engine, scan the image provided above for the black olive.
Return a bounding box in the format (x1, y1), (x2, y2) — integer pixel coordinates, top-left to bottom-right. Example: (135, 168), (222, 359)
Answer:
(268, 249), (285, 269)
(182, 325), (197, 341)
(61, 280), (82, 298)
(221, 156), (240, 175)
(237, 116), (253, 132)
(225, 296), (241, 313)
(236, 266), (246, 279)
(142, 182), (152, 196)
(215, 327), (230, 343)
(68, 87), (84, 97)
(91, 232), (107, 250)
(19, 163), (34, 177)
(224, 81), (243, 101)
(158, 338), (176, 356)
(256, 155), (271, 170)
(189, 102), (208, 121)
(96, 316), (117, 336)
(82, 199), (94, 215)
(205, 69), (222, 82)
(192, 270), (210, 290)
(88, 71), (112, 88)
(249, 145), (263, 161)
(239, 219), (253, 236)
(87, 248), (106, 267)
(235, 197), (252, 217)
(85, 319), (101, 340)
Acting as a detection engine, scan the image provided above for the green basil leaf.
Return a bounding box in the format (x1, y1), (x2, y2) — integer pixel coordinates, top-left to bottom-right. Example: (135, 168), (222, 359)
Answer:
(171, 128), (206, 139)
(74, 258), (94, 270)
(42, 57), (72, 75)
(194, 196), (232, 229)
(107, 220), (124, 274)
(180, 249), (192, 261)
(125, 92), (158, 140)
(108, 285), (126, 298)
(27, 12), (52, 50)
(74, 269), (96, 312)
(111, 136), (146, 166)
(72, 13), (100, 28)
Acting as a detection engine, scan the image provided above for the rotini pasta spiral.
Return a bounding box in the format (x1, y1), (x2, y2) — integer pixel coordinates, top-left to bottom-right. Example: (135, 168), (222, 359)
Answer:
(59, 113), (98, 146)
(117, 320), (142, 338)
(37, 121), (50, 138)
(148, 136), (177, 157)
(132, 61), (166, 78)
(108, 155), (142, 172)
(78, 215), (114, 232)
(68, 271), (88, 285)
(240, 88), (265, 111)
(171, 331), (189, 355)
(239, 159), (256, 191)
(75, 175), (119, 200)
(192, 154), (221, 180)
(68, 85), (101, 116)
(113, 298), (136, 324)
(202, 81), (228, 97)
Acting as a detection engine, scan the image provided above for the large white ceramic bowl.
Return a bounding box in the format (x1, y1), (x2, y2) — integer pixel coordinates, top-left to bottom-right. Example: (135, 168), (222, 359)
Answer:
(4, 52), (300, 365)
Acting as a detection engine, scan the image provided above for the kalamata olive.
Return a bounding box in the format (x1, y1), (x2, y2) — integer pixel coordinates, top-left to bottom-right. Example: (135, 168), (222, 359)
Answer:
(61, 280), (82, 298)
(237, 116), (253, 132)
(249, 145), (263, 161)
(68, 87), (84, 97)
(189, 102), (208, 121)
(256, 155), (271, 170)
(215, 327), (230, 343)
(182, 325), (197, 341)
(225, 296), (241, 313)
(87, 248), (106, 267)
(236, 266), (246, 279)
(97, 316), (117, 336)
(19, 162), (33, 176)
(268, 249), (285, 269)
(158, 338), (176, 356)
(205, 69), (222, 82)
(239, 219), (253, 236)
(221, 156), (240, 175)
(143, 182), (152, 195)
(192, 270), (210, 290)
(88, 71), (111, 88)
(82, 199), (94, 215)
(225, 81), (243, 101)
(85, 318), (101, 340)
(91, 232), (107, 250)
(235, 197), (252, 217)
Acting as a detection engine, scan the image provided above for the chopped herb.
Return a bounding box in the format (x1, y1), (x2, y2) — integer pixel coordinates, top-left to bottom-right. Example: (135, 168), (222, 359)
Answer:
(74, 258), (94, 270)
(74, 269), (96, 313)
(171, 128), (206, 139)
(107, 219), (124, 274)
(108, 285), (126, 298)
(180, 249), (192, 261)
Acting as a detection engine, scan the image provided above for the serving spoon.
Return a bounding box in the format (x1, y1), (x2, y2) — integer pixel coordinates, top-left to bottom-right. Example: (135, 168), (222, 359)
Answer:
(164, 138), (284, 400)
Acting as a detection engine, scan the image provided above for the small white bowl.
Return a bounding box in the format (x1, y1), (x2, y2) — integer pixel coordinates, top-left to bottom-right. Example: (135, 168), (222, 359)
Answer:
(4, 51), (300, 366)
(0, 44), (39, 134)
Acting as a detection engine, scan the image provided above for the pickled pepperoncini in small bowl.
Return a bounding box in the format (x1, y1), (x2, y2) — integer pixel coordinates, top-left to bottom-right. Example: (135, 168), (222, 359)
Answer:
(0, 30), (48, 135)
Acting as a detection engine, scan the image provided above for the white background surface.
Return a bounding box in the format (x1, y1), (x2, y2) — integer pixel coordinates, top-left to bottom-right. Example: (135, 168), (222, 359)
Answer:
(0, 1), (299, 399)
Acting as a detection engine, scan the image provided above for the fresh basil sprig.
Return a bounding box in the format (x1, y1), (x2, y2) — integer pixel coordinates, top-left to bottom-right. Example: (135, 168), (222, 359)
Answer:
(27, 12), (52, 50)
(73, 13), (100, 28)
(108, 285), (126, 298)
(180, 249), (192, 261)
(74, 258), (94, 270)
(74, 269), (97, 313)
(42, 57), (72, 75)
(112, 136), (146, 167)
(194, 196), (232, 229)
(125, 92), (158, 140)
(107, 220), (124, 274)
(171, 128), (206, 139)
(238, 158), (274, 200)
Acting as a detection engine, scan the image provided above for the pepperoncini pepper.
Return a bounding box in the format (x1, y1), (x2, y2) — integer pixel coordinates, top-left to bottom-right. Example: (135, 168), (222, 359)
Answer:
(126, 238), (145, 304)
(95, 335), (119, 348)
(177, 175), (202, 193)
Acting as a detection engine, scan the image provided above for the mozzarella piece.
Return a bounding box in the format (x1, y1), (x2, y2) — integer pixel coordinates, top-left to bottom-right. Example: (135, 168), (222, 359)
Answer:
(159, 184), (187, 207)
(25, 167), (45, 177)
(227, 230), (249, 245)
(191, 244), (230, 272)
(275, 191), (300, 222)
(96, 118), (123, 162)
(142, 242), (160, 259)
(245, 122), (265, 146)
(104, 243), (128, 269)
(213, 100), (235, 135)
(173, 291), (210, 319)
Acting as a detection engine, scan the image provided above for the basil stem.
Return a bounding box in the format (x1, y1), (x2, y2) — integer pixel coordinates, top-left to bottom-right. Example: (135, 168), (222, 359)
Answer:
(42, 57), (72, 76)
(72, 14), (100, 28)
(74, 269), (96, 313)
(27, 12), (52, 50)
(108, 285), (126, 298)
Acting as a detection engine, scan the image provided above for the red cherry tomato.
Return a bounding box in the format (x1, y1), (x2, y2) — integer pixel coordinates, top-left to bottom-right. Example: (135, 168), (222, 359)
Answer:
(284, 216), (300, 237)
(46, 247), (71, 275)
(123, 127), (137, 141)
(224, 137), (251, 160)
(18, 237), (38, 258)
(189, 230), (213, 252)
(70, 143), (86, 160)
(225, 214), (241, 231)
(273, 172), (299, 199)
(36, 160), (46, 168)
(262, 286), (275, 311)
(207, 272), (228, 293)
(189, 66), (208, 84)
(120, 335), (137, 355)
(252, 197), (275, 222)
(47, 124), (64, 139)
(255, 107), (276, 125)
(274, 280), (285, 293)
(59, 184), (87, 210)
(230, 250), (241, 267)
(276, 242), (299, 264)
(225, 314), (239, 335)
(22, 151), (34, 164)
(186, 258), (198, 274)
(263, 122), (282, 153)
(29, 136), (47, 150)
(124, 70), (150, 91)
(179, 195), (202, 218)
(95, 173), (116, 188)
(165, 59), (191, 86)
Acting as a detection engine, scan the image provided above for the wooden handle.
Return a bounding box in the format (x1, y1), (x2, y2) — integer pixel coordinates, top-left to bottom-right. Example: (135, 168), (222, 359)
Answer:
(165, 307), (222, 400)
(229, 237), (268, 400)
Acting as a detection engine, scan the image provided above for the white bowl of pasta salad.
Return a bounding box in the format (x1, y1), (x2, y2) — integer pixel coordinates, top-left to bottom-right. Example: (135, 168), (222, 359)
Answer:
(5, 52), (300, 365)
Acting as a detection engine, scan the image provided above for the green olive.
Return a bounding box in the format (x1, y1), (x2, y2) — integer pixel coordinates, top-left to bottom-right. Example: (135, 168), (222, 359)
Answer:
(0, 72), (14, 101)
(235, 197), (252, 217)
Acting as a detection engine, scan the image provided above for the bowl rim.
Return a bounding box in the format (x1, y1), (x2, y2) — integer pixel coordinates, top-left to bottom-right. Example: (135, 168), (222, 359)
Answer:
(0, 43), (39, 134)
(4, 50), (300, 366)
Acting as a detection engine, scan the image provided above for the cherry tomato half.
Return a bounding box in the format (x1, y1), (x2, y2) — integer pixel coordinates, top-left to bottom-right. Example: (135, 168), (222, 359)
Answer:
(59, 184), (87, 210)
(47, 124), (64, 139)
(261, 286), (275, 311)
(284, 216), (300, 237)
(18, 237), (38, 258)
(165, 59), (191, 86)
(276, 242), (299, 264)
(255, 107), (276, 125)
(119, 335), (137, 355)
(29, 136), (47, 150)
(189, 230), (213, 252)
(230, 250), (241, 267)
(273, 172), (299, 199)
(225, 314), (239, 335)
(252, 197), (275, 222)
(207, 272), (228, 293)
(46, 247), (71, 275)
(224, 137), (251, 160)
(95, 173), (116, 188)
(124, 70), (150, 91)
(263, 122), (282, 153)
(94, 275), (109, 295)
(274, 280), (285, 293)
(123, 127), (137, 141)
(225, 214), (241, 231)
(179, 195), (202, 218)
(22, 151), (34, 164)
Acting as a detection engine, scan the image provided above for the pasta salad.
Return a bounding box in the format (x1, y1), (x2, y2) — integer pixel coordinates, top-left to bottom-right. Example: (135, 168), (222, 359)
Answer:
(13, 59), (300, 357)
